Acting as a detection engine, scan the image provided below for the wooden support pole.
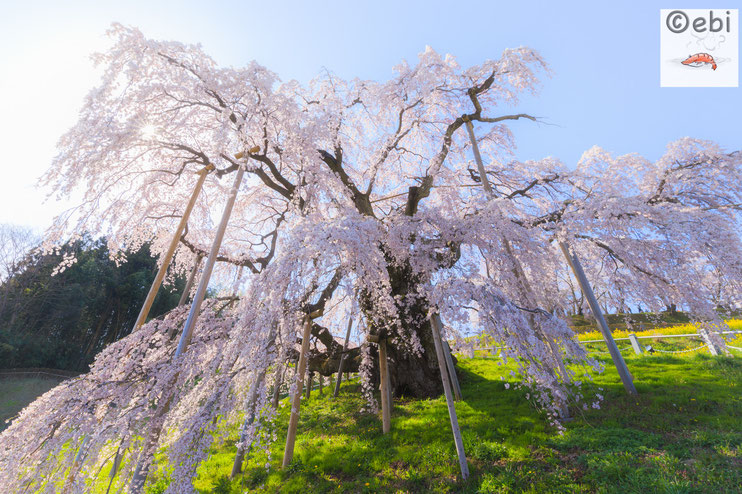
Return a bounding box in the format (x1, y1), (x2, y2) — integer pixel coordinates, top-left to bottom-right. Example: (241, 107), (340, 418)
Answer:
(442, 340), (463, 401)
(129, 151), (253, 493)
(134, 165), (213, 330)
(559, 242), (638, 395)
(378, 339), (391, 434)
(177, 254), (203, 307)
(306, 372), (313, 399)
(628, 334), (643, 355)
(282, 316), (313, 468)
(333, 318), (354, 398)
(465, 120), (493, 197)
(466, 119), (572, 393)
(319, 374), (324, 395)
(431, 313), (469, 480)
(175, 162), (247, 357)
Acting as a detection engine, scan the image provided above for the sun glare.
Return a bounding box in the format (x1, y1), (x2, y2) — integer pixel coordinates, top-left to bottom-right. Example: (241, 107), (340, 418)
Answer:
(140, 123), (158, 139)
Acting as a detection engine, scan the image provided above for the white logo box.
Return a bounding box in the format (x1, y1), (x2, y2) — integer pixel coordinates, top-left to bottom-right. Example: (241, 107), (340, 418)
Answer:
(660, 9), (738, 87)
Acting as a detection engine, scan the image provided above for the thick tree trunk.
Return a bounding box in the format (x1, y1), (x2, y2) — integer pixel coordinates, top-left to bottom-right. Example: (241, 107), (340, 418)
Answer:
(304, 259), (446, 399)
(371, 257), (445, 398)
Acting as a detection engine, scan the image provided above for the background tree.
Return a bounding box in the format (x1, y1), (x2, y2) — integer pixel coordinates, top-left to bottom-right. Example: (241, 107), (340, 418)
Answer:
(0, 223), (37, 283)
(0, 234), (185, 371)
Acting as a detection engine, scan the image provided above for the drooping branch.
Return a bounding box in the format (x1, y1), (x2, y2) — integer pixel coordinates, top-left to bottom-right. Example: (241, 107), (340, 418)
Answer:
(178, 212), (284, 274)
(575, 234), (671, 286)
(404, 104), (538, 215)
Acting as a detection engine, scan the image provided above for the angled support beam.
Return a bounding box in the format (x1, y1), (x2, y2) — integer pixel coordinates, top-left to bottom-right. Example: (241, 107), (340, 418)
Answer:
(134, 164), (213, 330)
(559, 241), (638, 395)
(440, 340), (462, 401)
(175, 152), (253, 356)
(431, 313), (469, 480)
(628, 334), (643, 355)
(129, 150), (254, 493)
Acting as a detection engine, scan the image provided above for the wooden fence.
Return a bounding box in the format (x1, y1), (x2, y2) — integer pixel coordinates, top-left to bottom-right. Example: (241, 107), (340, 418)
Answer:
(466, 330), (742, 357)
(0, 368), (81, 380)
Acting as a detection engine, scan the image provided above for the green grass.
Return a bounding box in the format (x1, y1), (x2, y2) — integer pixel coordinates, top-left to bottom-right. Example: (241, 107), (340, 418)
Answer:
(0, 376), (63, 431)
(173, 353), (742, 493)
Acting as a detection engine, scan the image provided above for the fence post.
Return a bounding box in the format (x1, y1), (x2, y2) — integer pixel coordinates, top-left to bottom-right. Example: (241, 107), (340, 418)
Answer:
(628, 334), (643, 355)
(431, 313), (469, 480)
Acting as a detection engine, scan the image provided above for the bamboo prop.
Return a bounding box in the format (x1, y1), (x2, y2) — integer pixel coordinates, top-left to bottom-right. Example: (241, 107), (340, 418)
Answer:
(177, 254), (203, 306)
(230, 369), (267, 477)
(559, 242), (638, 395)
(378, 339), (392, 433)
(129, 149), (256, 493)
(628, 334), (643, 355)
(333, 318), (354, 397)
(430, 313), (469, 480)
(134, 164), (214, 330)
(282, 316), (313, 468)
(442, 340), (463, 401)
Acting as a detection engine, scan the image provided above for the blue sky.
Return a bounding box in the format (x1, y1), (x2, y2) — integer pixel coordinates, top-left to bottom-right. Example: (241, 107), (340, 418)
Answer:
(0, 0), (739, 229)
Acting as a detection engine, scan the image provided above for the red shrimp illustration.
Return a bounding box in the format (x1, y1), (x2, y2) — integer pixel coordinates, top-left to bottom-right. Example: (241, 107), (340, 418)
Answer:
(681, 53), (717, 70)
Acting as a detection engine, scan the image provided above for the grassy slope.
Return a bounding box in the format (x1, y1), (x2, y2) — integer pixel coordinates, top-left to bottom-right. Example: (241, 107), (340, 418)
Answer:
(181, 350), (742, 494)
(0, 377), (62, 432)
